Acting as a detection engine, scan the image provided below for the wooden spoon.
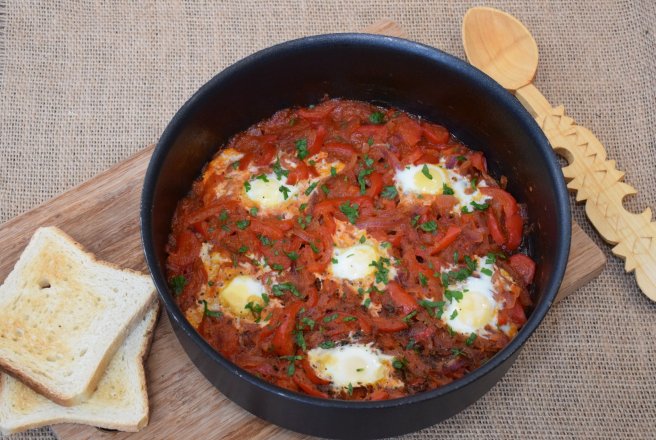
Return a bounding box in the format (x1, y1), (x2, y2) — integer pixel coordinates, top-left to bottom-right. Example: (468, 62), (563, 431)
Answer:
(462, 7), (656, 301)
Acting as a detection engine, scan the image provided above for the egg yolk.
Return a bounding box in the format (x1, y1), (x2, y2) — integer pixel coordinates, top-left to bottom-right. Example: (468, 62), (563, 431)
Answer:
(218, 275), (266, 319)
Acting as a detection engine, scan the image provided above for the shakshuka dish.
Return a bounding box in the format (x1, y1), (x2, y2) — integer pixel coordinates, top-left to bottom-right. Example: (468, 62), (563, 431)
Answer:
(166, 98), (536, 400)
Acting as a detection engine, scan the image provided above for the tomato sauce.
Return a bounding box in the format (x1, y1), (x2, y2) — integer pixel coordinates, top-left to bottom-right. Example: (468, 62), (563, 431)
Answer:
(167, 99), (535, 400)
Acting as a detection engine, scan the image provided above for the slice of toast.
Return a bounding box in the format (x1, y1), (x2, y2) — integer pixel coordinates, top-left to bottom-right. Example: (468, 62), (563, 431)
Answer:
(0, 226), (156, 406)
(0, 303), (159, 434)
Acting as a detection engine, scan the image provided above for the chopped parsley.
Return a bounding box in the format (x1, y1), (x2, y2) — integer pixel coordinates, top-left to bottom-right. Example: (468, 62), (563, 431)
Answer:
(451, 348), (465, 357)
(470, 200), (489, 211)
(330, 166), (337, 177)
(259, 234), (272, 246)
(461, 206), (471, 214)
(450, 309), (458, 320)
(272, 282), (301, 297)
(279, 185), (291, 200)
(237, 245), (248, 254)
(323, 313), (339, 323)
(466, 333), (477, 346)
(243, 181), (251, 192)
(286, 251), (299, 261)
(392, 357), (408, 370)
(295, 138), (309, 159)
(297, 214), (312, 229)
(236, 219), (250, 230)
(304, 181), (318, 195)
(347, 383), (354, 396)
(481, 267), (493, 276)
(367, 136), (374, 146)
(201, 299), (222, 318)
(369, 257), (391, 285)
(411, 214), (420, 227)
(421, 164), (432, 180)
(357, 168), (374, 195)
(255, 174), (270, 182)
(442, 183), (455, 195)
(231, 161), (240, 170)
(309, 242), (320, 254)
(244, 301), (263, 322)
(249, 207), (258, 216)
(444, 289), (464, 302)
(301, 317), (315, 330)
(402, 310), (418, 323)
(271, 263), (284, 271)
(273, 156), (289, 180)
(339, 202), (360, 224)
(418, 272), (428, 287)
(363, 298), (372, 308)
(419, 220), (438, 232)
(321, 184), (330, 195)
(295, 330), (307, 351)
(456, 155), (467, 162)
(218, 210), (229, 222)
(359, 235), (366, 244)
(419, 299), (445, 318)
(381, 185), (398, 200)
(170, 275), (186, 296)
(380, 241), (391, 249)
(319, 341), (335, 349)
(343, 316), (357, 322)
(369, 111), (385, 124)
(299, 202), (308, 212)
(280, 355), (303, 376)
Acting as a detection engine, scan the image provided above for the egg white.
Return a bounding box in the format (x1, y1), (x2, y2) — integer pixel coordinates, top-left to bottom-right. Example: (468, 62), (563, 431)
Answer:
(394, 162), (490, 213)
(307, 343), (402, 389)
(324, 221), (397, 308)
(244, 172), (299, 209)
(439, 257), (517, 337)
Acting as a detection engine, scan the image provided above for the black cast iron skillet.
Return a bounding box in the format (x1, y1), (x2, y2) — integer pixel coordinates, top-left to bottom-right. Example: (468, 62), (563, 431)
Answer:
(141, 34), (570, 439)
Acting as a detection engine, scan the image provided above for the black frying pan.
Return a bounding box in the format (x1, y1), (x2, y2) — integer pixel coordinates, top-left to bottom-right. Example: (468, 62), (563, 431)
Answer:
(141, 34), (570, 439)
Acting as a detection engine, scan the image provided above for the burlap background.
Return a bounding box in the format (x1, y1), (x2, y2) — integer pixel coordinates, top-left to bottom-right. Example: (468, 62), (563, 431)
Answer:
(1, 1), (654, 439)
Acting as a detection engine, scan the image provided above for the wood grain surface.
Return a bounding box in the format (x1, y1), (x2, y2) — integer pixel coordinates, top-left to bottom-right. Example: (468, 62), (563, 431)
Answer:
(0, 141), (603, 440)
(0, 18), (604, 440)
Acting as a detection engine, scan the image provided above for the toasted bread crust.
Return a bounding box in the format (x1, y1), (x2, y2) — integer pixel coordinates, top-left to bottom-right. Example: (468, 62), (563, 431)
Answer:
(0, 226), (157, 406)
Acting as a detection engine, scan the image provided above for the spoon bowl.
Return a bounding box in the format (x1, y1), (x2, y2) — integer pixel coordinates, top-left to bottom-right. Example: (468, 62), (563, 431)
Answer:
(462, 7), (539, 91)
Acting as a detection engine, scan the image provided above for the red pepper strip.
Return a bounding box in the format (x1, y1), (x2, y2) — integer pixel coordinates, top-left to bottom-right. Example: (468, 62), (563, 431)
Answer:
(293, 374), (330, 398)
(395, 117), (423, 147)
(272, 302), (303, 356)
(430, 226), (462, 255)
(509, 253), (536, 285)
(422, 123), (449, 144)
(486, 211), (506, 246)
(371, 315), (408, 333)
(324, 142), (357, 157)
(191, 221), (211, 241)
(301, 357), (331, 385)
(168, 229), (201, 267)
(387, 281), (418, 315)
(254, 143), (276, 166)
(509, 302), (527, 326)
(356, 312), (373, 334)
(238, 152), (254, 170)
(286, 160), (317, 185)
(418, 151), (442, 164)
(469, 151), (487, 173)
(250, 218), (285, 240)
(309, 125), (327, 155)
(498, 302), (527, 327)
(481, 187), (523, 250)
(366, 172), (384, 198)
(369, 389), (390, 400)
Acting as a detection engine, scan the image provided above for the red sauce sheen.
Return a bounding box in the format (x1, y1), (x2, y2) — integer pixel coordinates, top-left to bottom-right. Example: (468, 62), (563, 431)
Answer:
(167, 99), (536, 400)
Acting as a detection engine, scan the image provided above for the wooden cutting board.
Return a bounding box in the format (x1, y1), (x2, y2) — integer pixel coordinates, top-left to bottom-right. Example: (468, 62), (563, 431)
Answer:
(0, 142), (604, 440)
(0, 21), (605, 440)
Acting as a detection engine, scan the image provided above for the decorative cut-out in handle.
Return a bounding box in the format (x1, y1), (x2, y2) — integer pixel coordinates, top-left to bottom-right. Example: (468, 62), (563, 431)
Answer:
(516, 84), (656, 301)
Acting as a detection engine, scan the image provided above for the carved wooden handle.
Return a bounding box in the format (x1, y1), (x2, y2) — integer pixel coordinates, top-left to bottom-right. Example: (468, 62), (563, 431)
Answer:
(516, 83), (656, 301)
